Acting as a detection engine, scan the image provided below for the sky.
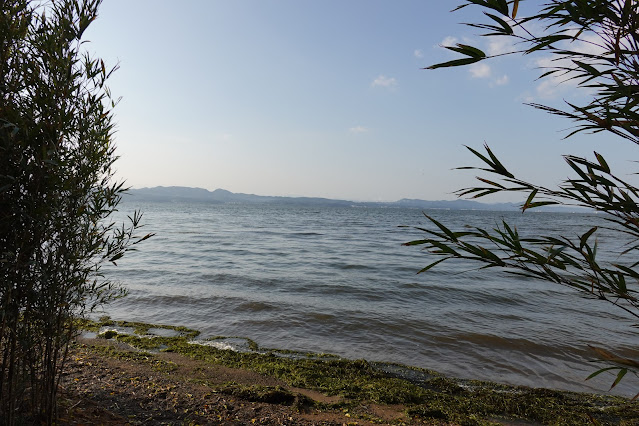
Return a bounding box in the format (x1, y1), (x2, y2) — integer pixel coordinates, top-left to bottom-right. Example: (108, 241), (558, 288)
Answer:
(83, 0), (638, 202)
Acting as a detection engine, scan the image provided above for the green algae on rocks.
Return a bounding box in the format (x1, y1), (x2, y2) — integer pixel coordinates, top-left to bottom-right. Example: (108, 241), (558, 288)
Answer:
(77, 318), (639, 425)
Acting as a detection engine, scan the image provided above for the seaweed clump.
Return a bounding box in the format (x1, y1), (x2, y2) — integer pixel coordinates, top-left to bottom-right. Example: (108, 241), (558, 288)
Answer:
(77, 318), (639, 425)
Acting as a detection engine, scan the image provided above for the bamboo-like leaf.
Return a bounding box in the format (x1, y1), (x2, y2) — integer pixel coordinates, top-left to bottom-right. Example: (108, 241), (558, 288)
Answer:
(445, 43), (487, 59)
(573, 60), (600, 77)
(609, 368), (627, 390)
(612, 264), (639, 279)
(579, 228), (598, 251)
(512, 0), (519, 18)
(429, 241), (462, 256)
(485, 12), (514, 34)
(525, 35), (573, 54)
(109, 252), (124, 263)
(594, 152), (610, 173)
(403, 239), (430, 246)
(465, 145), (495, 169)
(522, 189), (539, 212)
(426, 215), (461, 242)
(476, 177), (506, 188)
(537, 69), (560, 80)
(565, 158), (594, 183)
(585, 366), (619, 380)
(616, 274), (627, 295)
(417, 257), (451, 274)
(495, 0), (509, 15)
(589, 345), (639, 368)
(426, 57), (483, 70)
(484, 144), (515, 178)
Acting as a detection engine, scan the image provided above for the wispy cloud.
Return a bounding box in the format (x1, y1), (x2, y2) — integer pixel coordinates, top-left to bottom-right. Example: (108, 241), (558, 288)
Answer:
(487, 37), (514, 56)
(469, 62), (491, 79)
(349, 126), (369, 134)
(413, 49), (424, 58)
(535, 78), (563, 99)
(371, 75), (398, 89)
(470, 63), (509, 87)
(438, 36), (458, 48)
(492, 75), (509, 86)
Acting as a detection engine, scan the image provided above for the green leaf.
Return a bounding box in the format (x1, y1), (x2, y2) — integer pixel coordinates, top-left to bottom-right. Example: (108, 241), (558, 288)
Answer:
(585, 366), (619, 381)
(522, 189), (539, 212)
(485, 12), (514, 34)
(446, 43), (486, 59)
(609, 368), (627, 390)
(484, 144), (515, 178)
(579, 226), (598, 250)
(403, 239), (430, 246)
(573, 60), (600, 77)
(426, 214), (461, 242)
(426, 57), (483, 70)
(594, 152), (610, 173)
(525, 35), (573, 54)
(476, 177), (506, 188)
(417, 257), (451, 274)
(612, 264), (639, 280)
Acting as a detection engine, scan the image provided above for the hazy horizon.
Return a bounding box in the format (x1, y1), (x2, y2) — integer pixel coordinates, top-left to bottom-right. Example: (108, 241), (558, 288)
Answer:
(127, 184), (523, 204)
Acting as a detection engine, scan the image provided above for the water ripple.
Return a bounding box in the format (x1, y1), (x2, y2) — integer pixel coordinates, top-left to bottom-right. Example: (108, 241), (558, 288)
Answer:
(101, 201), (639, 396)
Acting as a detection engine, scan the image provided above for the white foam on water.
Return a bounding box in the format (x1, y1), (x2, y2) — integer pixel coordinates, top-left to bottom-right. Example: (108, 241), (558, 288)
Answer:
(147, 327), (182, 337)
(99, 326), (135, 335)
(189, 340), (238, 351)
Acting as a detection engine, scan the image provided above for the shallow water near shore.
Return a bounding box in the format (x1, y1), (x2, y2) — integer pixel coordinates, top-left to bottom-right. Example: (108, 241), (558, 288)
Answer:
(100, 201), (639, 396)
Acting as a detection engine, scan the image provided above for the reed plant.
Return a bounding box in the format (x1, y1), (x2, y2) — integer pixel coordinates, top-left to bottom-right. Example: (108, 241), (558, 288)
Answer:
(0, 1), (150, 423)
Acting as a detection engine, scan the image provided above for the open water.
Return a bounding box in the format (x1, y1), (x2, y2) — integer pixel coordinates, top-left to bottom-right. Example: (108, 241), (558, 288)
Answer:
(101, 201), (639, 396)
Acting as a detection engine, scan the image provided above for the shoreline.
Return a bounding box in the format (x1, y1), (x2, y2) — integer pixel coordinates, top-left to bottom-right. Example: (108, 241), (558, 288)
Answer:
(57, 317), (639, 425)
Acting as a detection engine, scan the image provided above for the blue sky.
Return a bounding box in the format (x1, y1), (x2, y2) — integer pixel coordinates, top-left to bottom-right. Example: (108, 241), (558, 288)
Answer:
(84, 0), (637, 202)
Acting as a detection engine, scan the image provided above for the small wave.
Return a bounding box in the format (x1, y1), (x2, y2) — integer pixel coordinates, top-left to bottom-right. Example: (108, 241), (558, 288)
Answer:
(398, 282), (423, 289)
(236, 301), (279, 312)
(323, 262), (371, 270)
(306, 312), (335, 322)
(198, 273), (279, 289)
(342, 264), (370, 270)
(434, 331), (578, 357)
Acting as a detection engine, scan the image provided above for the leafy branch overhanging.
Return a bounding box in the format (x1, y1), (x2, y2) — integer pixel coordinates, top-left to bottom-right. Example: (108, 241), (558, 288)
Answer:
(408, 0), (639, 395)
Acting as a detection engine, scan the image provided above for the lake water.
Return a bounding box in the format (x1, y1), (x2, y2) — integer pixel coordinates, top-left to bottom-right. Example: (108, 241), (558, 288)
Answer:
(100, 201), (639, 396)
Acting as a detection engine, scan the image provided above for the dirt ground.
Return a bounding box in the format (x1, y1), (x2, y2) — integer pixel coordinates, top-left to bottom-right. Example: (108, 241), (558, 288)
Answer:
(57, 337), (422, 425)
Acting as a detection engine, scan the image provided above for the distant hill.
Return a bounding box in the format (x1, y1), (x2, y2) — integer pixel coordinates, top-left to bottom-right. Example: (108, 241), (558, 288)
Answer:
(123, 186), (354, 207)
(122, 186), (581, 212)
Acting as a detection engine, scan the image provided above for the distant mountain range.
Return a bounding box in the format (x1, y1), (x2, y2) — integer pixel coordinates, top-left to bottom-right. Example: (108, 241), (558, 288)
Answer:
(121, 186), (576, 212)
